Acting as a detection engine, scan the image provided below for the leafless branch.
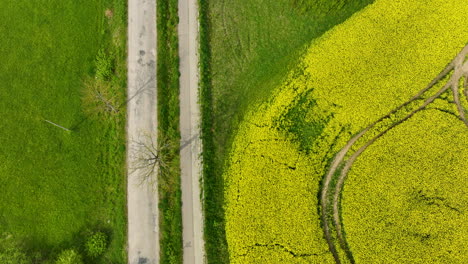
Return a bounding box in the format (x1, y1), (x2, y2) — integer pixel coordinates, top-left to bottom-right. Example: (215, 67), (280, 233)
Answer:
(129, 132), (172, 188)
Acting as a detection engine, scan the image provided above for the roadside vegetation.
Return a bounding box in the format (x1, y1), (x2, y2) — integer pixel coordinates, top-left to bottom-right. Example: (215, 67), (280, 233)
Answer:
(0, 0), (127, 263)
(156, 0), (183, 263)
(198, 0), (373, 262)
(222, 0), (468, 262)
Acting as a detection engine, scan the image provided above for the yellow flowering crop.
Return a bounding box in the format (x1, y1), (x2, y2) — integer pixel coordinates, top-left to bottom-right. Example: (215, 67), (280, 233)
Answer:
(224, 0), (468, 262)
(342, 111), (468, 263)
(224, 72), (335, 263)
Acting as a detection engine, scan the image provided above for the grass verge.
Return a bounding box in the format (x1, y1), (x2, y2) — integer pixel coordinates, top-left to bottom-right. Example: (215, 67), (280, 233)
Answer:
(197, 0), (229, 263)
(156, 0), (183, 263)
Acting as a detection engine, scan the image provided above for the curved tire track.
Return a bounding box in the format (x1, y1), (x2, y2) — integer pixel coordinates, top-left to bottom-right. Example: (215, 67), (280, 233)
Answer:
(320, 44), (468, 264)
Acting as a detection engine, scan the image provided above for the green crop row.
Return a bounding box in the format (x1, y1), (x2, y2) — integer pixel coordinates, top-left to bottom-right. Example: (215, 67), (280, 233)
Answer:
(291, 0), (349, 15)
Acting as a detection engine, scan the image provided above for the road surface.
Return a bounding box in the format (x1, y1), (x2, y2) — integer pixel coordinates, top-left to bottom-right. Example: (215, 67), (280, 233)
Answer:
(127, 0), (159, 263)
(178, 0), (206, 263)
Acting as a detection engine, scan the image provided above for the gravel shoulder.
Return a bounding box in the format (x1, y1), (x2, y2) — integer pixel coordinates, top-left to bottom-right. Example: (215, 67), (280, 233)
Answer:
(127, 0), (159, 263)
(178, 0), (206, 263)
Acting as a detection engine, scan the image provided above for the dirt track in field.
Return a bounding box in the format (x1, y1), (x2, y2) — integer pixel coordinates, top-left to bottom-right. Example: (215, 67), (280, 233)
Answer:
(320, 44), (468, 264)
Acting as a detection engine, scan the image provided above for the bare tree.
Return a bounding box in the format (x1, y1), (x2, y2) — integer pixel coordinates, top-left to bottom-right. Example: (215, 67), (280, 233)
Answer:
(129, 132), (172, 187)
(94, 89), (119, 114)
(82, 78), (121, 118)
(129, 132), (199, 189)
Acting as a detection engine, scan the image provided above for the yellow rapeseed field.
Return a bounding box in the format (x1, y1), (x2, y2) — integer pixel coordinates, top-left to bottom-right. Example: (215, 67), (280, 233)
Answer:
(224, 0), (468, 262)
(342, 111), (468, 263)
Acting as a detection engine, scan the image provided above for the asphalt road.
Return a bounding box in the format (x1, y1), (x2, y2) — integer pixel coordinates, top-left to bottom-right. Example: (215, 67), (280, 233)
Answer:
(178, 0), (206, 263)
(127, 0), (159, 263)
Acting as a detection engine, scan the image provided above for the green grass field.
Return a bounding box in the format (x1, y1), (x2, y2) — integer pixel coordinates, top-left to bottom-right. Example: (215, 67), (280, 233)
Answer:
(0, 0), (127, 263)
(199, 0), (374, 262)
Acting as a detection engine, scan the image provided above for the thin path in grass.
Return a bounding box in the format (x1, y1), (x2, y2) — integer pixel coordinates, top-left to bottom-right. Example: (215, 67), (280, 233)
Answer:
(127, 0), (159, 263)
(178, 0), (206, 263)
(320, 44), (468, 264)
